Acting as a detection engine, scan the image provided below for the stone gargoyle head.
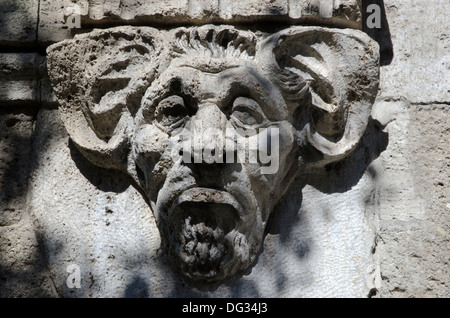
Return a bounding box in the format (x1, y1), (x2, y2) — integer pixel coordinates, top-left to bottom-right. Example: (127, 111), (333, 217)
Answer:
(47, 25), (379, 285)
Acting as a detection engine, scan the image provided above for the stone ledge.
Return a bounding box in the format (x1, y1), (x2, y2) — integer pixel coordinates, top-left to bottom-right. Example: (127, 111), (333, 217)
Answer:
(80, 0), (362, 24)
(37, 0), (362, 45)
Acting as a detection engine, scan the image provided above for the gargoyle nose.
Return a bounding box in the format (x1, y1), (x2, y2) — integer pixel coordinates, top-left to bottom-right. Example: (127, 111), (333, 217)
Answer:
(181, 102), (231, 165)
(194, 102), (227, 131)
(193, 102), (227, 150)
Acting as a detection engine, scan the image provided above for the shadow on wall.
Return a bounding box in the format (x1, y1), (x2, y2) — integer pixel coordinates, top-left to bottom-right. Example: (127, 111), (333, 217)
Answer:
(362, 0), (394, 66)
(0, 0), (37, 48)
(0, 108), (37, 211)
(124, 276), (150, 298)
(69, 139), (136, 196)
(0, 104), (70, 297)
(304, 118), (389, 195)
(263, 117), (389, 293)
(0, 232), (58, 297)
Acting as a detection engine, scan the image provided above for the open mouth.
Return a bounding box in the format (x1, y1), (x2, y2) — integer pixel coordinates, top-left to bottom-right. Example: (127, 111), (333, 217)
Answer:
(175, 201), (237, 280)
(161, 188), (244, 281)
(163, 187), (245, 222)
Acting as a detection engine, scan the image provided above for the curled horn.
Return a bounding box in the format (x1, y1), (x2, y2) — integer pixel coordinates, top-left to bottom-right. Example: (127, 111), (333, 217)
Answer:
(47, 26), (166, 170)
(258, 26), (380, 165)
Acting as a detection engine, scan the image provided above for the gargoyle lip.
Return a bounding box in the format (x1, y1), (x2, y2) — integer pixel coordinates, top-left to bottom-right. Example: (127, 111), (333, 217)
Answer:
(163, 187), (246, 221)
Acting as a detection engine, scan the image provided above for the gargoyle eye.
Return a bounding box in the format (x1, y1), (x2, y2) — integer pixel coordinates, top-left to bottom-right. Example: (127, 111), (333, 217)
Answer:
(155, 95), (188, 128)
(231, 97), (267, 128)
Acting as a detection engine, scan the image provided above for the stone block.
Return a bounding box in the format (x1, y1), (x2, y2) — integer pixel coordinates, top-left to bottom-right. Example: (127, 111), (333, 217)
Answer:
(232, 0), (288, 19)
(38, 0), (89, 46)
(0, 53), (40, 105)
(0, 53), (54, 107)
(0, 0), (39, 46)
(380, 0), (450, 104)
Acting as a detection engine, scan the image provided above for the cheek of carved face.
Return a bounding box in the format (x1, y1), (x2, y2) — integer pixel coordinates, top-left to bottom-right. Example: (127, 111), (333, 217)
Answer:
(132, 65), (298, 283)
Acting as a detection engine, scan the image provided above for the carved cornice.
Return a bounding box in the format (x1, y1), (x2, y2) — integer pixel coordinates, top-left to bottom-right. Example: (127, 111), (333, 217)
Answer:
(70, 0), (362, 29)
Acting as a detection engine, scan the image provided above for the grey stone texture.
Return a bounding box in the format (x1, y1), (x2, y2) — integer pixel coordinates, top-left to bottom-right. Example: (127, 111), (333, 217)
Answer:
(0, 107), (57, 297)
(0, 53), (56, 107)
(0, 0), (39, 47)
(43, 0), (362, 28)
(368, 100), (450, 298)
(0, 0), (449, 297)
(378, 0), (450, 104)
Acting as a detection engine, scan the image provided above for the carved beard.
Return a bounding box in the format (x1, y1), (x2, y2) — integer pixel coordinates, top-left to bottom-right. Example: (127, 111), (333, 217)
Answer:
(159, 202), (261, 284)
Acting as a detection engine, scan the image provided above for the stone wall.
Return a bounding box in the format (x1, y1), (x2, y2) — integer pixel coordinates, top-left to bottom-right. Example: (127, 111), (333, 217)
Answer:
(0, 0), (448, 297)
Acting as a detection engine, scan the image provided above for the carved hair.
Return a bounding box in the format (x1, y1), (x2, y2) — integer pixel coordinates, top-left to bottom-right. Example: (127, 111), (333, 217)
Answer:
(172, 26), (257, 60)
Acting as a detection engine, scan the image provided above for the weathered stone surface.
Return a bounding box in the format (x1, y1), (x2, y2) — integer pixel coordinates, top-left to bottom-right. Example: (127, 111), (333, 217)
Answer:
(38, 0), (88, 46)
(0, 0), (449, 299)
(0, 106), (56, 297)
(37, 0), (363, 45)
(379, 0), (450, 104)
(0, 53), (55, 107)
(367, 102), (450, 297)
(27, 108), (383, 297)
(0, 54), (39, 105)
(0, 0), (39, 46)
(45, 24), (379, 287)
(0, 109), (34, 227)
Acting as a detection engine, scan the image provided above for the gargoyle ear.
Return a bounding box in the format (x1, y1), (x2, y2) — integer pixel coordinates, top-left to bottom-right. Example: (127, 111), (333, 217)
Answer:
(259, 27), (380, 166)
(47, 27), (165, 170)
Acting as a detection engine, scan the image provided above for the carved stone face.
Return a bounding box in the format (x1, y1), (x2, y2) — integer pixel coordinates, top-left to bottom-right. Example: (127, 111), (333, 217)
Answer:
(132, 59), (298, 282)
(47, 25), (379, 285)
